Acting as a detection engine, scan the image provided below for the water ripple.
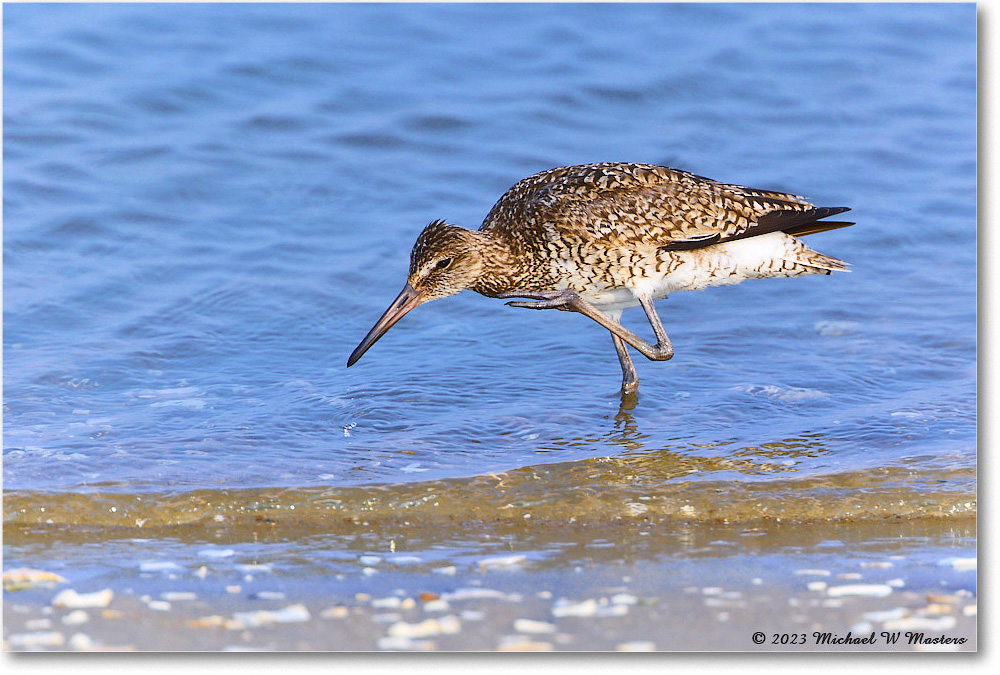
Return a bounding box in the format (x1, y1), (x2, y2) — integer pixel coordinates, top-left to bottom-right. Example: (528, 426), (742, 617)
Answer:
(3, 4), (975, 515)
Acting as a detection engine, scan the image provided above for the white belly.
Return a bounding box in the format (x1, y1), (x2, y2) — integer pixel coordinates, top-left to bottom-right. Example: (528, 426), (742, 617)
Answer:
(570, 232), (803, 312)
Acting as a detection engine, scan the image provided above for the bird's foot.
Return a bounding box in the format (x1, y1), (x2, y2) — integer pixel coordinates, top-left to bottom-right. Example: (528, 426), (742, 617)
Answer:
(504, 299), (572, 310)
(621, 378), (639, 396)
(498, 289), (579, 311)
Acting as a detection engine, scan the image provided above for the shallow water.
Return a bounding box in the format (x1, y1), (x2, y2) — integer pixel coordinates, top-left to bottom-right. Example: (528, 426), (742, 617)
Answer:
(3, 1), (975, 573)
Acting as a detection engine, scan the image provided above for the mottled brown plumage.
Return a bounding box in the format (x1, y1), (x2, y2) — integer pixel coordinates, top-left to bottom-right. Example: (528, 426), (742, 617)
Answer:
(348, 162), (852, 394)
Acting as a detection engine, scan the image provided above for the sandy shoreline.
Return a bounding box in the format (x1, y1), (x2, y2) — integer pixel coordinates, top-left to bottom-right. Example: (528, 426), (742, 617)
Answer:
(4, 517), (977, 652)
(3, 580), (978, 652)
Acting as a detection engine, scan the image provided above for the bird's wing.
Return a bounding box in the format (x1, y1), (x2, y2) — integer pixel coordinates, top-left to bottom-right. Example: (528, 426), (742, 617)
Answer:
(480, 163), (841, 250)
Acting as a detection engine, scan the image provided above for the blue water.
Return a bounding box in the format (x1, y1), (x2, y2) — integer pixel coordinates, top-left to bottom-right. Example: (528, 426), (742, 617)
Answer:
(4, 3), (976, 501)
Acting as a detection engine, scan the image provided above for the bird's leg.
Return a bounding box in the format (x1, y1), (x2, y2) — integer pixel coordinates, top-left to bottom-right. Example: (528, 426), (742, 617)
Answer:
(499, 290), (642, 394)
(501, 290), (674, 362)
(635, 294), (674, 361)
(611, 332), (639, 394)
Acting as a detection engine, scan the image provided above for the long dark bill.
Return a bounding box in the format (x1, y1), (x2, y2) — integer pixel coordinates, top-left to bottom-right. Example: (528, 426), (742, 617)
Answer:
(347, 282), (426, 367)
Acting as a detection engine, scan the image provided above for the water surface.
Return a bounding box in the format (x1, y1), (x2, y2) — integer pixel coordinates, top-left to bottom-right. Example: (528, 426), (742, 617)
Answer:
(4, 3), (976, 541)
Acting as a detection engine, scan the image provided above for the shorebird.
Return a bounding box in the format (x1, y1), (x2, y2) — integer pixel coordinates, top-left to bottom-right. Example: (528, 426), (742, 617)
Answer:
(347, 163), (851, 394)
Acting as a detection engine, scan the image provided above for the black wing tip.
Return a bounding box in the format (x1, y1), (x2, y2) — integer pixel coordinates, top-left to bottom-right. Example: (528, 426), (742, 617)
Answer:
(658, 206), (853, 252)
(761, 206), (851, 223)
(815, 206), (851, 218)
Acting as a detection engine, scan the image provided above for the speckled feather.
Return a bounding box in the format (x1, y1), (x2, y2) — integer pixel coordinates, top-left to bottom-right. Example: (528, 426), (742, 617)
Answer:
(480, 163), (813, 248)
(458, 162), (850, 301)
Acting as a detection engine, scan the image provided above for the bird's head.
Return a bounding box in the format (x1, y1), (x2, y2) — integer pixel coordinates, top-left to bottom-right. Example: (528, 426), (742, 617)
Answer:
(347, 220), (484, 367)
(407, 219), (486, 301)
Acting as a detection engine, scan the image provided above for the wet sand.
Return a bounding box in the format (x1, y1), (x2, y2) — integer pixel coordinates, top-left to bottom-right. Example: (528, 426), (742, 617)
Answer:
(3, 516), (976, 652)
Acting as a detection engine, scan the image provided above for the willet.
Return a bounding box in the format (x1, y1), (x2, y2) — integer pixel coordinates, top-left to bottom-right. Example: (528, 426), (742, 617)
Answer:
(348, 163), (851, 393)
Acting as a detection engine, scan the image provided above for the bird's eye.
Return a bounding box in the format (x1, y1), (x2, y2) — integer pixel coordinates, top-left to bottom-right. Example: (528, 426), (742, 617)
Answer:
(435, 258), (452, 269)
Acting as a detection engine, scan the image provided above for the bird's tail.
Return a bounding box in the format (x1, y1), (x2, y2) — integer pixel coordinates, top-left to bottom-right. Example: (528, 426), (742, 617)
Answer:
(785, 239), (851, 274)
(778, 208), (852, 273)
